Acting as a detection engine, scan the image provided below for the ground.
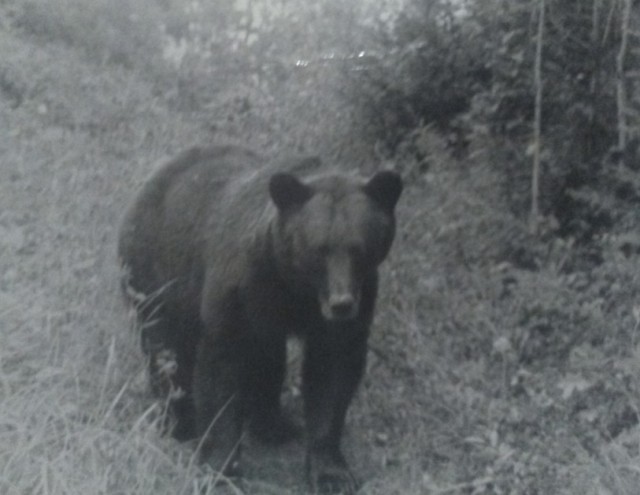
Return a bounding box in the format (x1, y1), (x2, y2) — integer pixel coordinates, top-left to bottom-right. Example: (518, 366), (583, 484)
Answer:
(1, 2), (640, 495)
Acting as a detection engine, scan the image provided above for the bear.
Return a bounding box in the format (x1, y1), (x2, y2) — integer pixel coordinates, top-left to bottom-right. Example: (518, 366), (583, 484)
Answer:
(118, 145), (402, 494)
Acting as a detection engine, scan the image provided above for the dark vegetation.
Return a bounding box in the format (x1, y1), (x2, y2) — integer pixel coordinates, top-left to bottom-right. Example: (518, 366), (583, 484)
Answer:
(1, 0), (640, 493)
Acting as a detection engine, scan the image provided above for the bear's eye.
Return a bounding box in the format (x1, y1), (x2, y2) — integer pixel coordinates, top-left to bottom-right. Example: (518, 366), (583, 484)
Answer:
(347, 245), (361, 257)
(314, 244), (330, 257)
(320, 245), (331, 256)
(348, 244), (366, 263)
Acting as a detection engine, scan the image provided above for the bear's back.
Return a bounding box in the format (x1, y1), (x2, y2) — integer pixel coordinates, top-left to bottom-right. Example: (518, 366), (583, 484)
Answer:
(118, 146), (263, 300)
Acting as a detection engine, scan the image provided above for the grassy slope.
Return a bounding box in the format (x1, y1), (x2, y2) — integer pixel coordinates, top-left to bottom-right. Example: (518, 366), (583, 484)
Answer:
(1, 2), (640, 495)
(0, 8), (217, 494)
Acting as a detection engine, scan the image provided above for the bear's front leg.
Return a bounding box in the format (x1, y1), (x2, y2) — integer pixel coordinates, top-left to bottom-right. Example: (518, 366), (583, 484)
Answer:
(193, 334), (245, 478)
(245, 332), (300, 445)
(302, 329), (368, 494)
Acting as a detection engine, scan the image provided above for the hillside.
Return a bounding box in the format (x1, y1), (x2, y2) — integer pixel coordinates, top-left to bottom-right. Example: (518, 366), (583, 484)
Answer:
(1, 1), (640, 494)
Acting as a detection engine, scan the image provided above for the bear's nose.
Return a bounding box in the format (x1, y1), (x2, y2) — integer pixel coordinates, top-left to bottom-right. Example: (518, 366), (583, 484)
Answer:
(329, 294), (356, 320)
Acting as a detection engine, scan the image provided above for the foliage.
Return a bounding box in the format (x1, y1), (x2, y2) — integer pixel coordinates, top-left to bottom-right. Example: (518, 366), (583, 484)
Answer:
(352, 0), (640, 240)
(346, 0), (489, 147)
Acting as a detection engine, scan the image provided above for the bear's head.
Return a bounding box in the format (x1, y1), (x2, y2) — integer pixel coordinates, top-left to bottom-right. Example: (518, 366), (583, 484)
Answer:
(269, 169), (402, 322)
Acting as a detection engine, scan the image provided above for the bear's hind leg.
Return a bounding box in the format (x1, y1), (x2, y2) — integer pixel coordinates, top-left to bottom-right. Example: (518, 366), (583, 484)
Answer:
(141, 310), (200, 440)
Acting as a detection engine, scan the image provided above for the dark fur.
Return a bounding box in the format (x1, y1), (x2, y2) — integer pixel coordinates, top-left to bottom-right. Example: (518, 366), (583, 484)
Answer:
(118, 145), (402, 493)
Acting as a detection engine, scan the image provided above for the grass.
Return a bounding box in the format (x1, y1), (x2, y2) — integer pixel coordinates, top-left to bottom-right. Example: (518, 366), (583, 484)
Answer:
(1, 1), (640, 494)
(0, 5), (212, 492)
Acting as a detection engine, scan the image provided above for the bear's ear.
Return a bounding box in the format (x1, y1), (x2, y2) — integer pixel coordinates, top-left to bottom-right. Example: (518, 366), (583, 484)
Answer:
(269, 173), (313, 211)
(364, 170), (403, 212)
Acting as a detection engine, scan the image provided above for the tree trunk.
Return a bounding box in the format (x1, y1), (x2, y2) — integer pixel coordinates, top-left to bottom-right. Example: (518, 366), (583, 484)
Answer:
(617, 0), (632, 152)
(530, 0), (545, 234)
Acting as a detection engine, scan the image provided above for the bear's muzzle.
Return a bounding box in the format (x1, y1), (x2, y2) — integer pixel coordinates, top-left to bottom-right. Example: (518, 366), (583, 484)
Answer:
(320, 254), (361, 321)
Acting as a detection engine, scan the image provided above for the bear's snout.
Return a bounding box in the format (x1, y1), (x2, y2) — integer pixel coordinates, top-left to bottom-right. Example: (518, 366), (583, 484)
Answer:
(319, 253), (361, 321)
(327, 293), (358, 321)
